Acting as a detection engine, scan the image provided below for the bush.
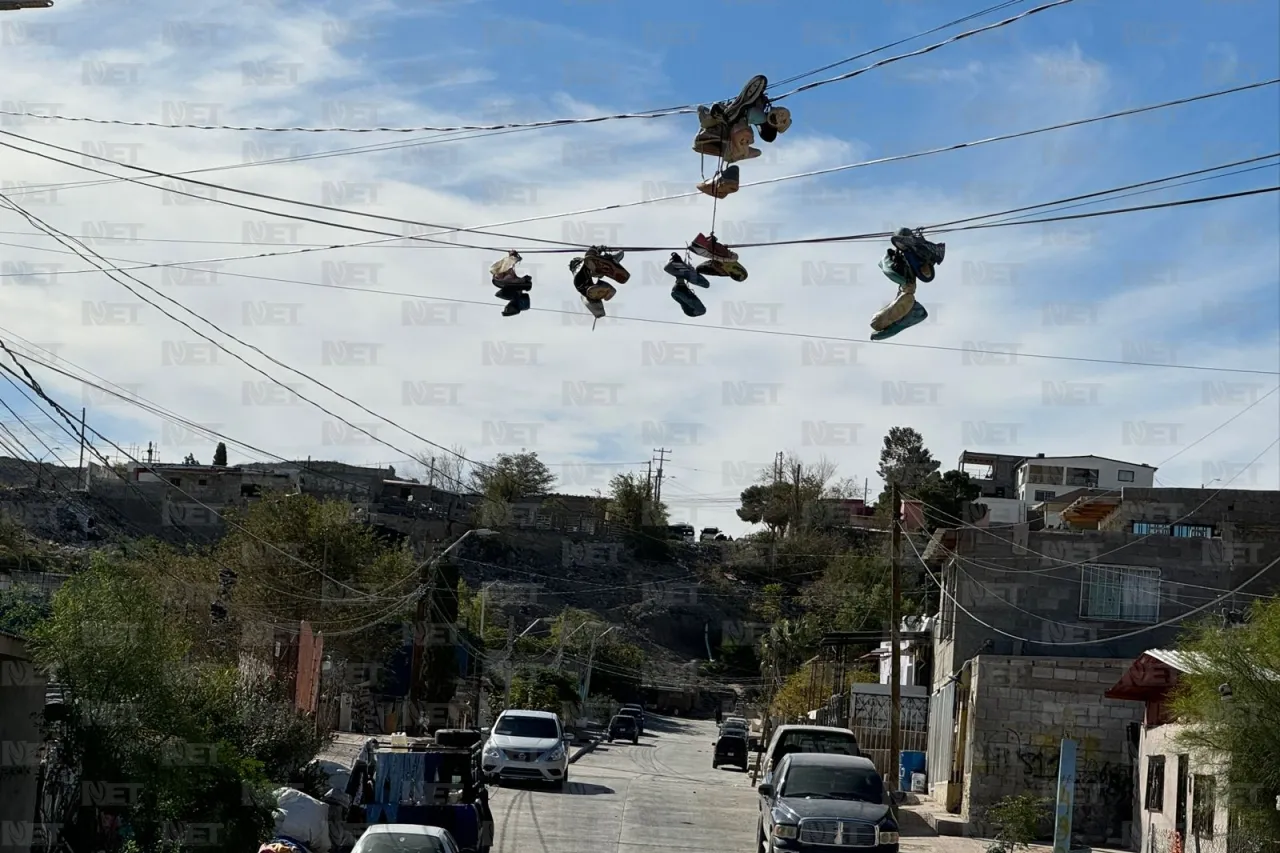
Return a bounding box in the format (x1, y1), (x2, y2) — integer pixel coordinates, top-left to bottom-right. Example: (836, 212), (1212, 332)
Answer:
(985, 793), (1052, 853)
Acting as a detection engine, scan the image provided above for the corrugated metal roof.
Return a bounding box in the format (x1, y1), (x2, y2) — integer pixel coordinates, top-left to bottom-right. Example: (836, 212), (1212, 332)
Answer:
(1145, 649), (1204, 673)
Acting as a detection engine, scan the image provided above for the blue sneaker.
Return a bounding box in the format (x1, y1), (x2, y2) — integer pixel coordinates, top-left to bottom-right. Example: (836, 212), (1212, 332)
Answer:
(879, 251), (912, 287)
(671, 282), (707, 317)
(664, 253), (710, 288)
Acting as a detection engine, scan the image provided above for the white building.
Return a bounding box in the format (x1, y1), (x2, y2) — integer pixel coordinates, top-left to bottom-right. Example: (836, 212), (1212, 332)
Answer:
(1016, 454), (1156, 503)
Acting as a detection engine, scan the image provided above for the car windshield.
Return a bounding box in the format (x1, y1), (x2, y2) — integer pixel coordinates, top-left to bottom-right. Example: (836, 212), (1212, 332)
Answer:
(495, 715), (559, 739)
(778, 731), (859, 757)
(781, 766), (885, 802)
(355, 832), (450, 853)
(612, 717), (635, 727)
(620, 709), (640, 717)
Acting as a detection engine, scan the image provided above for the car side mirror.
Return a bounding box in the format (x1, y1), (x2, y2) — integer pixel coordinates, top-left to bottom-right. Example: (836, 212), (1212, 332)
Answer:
(890, 790), (906, 805)
(757, 783), (774, 797)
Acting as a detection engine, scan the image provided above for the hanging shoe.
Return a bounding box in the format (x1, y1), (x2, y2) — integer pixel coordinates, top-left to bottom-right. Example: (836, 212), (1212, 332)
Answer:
(722, 74), (768, 126)
(692, 126), (727, 158)
(586, 280), (617, 301)
(489, 250), (522, 278)
(696, 258), (748, 282)
(690, 233), (738, 262)
(871, 302), (928, 341)
(697, 105), (727, 131)
(723, 122), (755, 164)
(758, 122), (778, 144)
(581, 295), (607, 320)
(878, 250), (913, 288)
(495, 283), (530, 301)
(582, 246), (630, 284)
(746, 105), (768, 127)
(891, 228), (946, 265)
(664, 252), (711, 288)
(501, 294), (531, 317)
(492, 268), (533, 289)
(765, 106), (792, 134)
(697, 165), (740, 199)
(671, 282), (707, 318)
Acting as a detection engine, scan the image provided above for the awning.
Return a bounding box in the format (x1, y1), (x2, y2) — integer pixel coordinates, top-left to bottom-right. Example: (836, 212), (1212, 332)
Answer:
(1105, 649), (1191, 701)
(1060, 494), (1122, 525)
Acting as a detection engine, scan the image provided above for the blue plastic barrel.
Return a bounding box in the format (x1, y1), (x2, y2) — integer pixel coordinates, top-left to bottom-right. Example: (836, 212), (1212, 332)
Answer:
(899, 750), (926, 792)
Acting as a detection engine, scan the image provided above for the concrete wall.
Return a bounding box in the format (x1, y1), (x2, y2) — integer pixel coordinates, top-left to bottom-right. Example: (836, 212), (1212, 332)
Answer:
(963, 655), (1139, 844)
(933, 526), (1280, 665)
(1137, 723), (1231, 853)
(0, 632), (47, 853)
(1099, 488), (1280, 535)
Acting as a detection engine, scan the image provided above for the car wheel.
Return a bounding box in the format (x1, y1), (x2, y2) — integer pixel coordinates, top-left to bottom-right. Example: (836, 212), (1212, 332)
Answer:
(632, 737), (638, 745)
(712, 760), (718, 768)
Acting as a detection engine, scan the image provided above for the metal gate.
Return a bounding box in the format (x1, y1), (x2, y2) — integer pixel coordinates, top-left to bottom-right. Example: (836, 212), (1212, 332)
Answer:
(927, 680), (956, 787)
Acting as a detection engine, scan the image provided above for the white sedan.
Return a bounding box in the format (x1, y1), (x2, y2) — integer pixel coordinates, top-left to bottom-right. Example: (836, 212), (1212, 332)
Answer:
(351, 824), (461, 853)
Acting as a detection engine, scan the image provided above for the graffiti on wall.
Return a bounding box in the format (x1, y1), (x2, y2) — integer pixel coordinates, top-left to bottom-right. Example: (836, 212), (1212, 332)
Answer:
(1017, 747), (1130, 807)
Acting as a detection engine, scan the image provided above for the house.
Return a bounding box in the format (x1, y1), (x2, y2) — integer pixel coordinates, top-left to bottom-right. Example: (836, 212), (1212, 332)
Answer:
(0, 629), (48, 853)
(511, 494), (609, 533)
(958, 451), (1157, 527)
(1105, 650), (1231, 853)
(920, 487), (1280, 844)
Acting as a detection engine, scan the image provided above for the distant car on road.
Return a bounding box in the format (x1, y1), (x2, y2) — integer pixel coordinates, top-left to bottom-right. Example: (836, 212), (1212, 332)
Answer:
(712, 731), (748, 771)
(607, 714), (640, 744)
(756, 753), (902, 853)
(618, 705), (645, 735)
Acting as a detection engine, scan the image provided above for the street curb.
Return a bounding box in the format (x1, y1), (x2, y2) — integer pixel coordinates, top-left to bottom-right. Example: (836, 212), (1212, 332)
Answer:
(568, 737), (602, 764)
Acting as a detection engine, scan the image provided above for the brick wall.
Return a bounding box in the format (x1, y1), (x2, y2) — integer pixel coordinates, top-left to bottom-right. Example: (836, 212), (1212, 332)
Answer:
(964, 655), (1139, 844)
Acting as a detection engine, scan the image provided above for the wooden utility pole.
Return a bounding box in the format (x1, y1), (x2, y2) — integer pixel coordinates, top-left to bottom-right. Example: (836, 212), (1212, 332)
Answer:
(653, 448), (669, 505)
(889, 480), (903, 791)
(78, 408), (86, 490)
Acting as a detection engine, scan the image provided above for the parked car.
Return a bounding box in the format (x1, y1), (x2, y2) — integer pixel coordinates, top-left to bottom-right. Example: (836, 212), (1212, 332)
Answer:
(481, 710), (572, 789)
(757, 753), (903, 853)
(351, 824), (462, 853)
(720, 721), (748, 738)
(758, 724), (861, 790)
(712, 731), (748, 770)
(618, 706), (644, 736)
(607, 714), (640, 744)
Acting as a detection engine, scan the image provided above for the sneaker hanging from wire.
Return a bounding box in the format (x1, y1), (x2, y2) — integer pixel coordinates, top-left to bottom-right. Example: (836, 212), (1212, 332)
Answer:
(664, 252), (711, 288)
(582, 246), (630, 284)
(697, 164), (740, 199)
(690, 233), (738, 262)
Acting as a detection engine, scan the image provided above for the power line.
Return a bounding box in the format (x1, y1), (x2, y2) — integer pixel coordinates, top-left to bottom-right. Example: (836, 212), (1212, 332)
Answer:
(0, 191), (494, 491)
(0, 0), (1066, 135)
(2, 77), (1265, 279)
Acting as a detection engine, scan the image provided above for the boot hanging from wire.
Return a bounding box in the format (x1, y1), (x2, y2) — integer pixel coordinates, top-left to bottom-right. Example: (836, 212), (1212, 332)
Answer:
(569, 246), (627, 330)
(490, 250), (531, 317)
(692, 74), (792, 193)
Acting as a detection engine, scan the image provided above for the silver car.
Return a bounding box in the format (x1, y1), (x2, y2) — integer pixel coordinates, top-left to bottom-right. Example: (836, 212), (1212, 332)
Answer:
(351, 824), (460, 853)
(481, 710), (571, 788)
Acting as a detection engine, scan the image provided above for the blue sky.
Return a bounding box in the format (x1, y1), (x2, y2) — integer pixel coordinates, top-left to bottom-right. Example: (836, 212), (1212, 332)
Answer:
(0, 0), (1276, 533)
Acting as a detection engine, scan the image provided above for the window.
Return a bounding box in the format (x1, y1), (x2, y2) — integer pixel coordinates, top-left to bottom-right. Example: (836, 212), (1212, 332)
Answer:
(1081, 565), (1161, 623)
(169, 477), (181, 486)
(1034, 490), (1056, 502)
(198, 479), (208, 486)
(1146, 756), (1166, 811)
(1192, 775), (1216, 837)
(1117, 469), (1136, 482)
(1133, 522), (1172, 535)
(1173, 525), (1214, 539)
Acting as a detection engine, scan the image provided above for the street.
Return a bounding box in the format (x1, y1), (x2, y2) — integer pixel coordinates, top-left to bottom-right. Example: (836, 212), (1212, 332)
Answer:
(488, 715), (759, 853)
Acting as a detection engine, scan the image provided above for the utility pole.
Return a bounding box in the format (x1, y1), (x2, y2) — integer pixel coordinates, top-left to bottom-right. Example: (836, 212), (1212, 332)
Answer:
(501, 616), (516, 709)
(889, 481), (903, 792)
(78, 408), (86, 490)
(653, 448), (669, 506)
(645, 460), (653, 525)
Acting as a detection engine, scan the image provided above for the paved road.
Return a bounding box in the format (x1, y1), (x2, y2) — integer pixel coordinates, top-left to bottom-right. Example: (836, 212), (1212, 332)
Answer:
(489, 715), (759, 853)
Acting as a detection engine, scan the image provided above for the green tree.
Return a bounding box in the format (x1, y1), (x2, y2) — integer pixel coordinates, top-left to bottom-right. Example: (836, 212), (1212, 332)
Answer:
(736, 454), (842, 538)
(876, 427), (940, 492)
(800, 552), (893, 635)
(737, 483), (791, 537)
(606, 472), (667, 528)
(470, 452), (557, 502)
(1171, 603), (1280, 844)
(0, 582), (50, 636)
(212, 442), (228, 467)
(915, 469), (984, 530)
(28, 554), (327, 853)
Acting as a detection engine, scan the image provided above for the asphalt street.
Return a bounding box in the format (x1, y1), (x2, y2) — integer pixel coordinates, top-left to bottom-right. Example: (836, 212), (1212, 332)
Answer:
(488, 715), (759, 853)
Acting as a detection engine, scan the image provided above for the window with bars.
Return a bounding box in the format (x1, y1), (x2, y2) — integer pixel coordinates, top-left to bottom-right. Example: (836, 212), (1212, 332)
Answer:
(1132, 522), (1215, 538)
(1081, 564), (1161, 623)
(1146, 756), (1165, 811)
(1192, 775), (1216, 837)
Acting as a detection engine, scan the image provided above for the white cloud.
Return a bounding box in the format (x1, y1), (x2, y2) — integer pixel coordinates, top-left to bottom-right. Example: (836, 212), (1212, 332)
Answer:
(0, 13), (1275, 538)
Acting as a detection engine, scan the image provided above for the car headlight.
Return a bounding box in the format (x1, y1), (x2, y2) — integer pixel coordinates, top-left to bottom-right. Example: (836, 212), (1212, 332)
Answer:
(482, 743), (499, 757)
(772, 824), (798, 839)
(545, 746), (565, 762)
(878, 826), (900, 844)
